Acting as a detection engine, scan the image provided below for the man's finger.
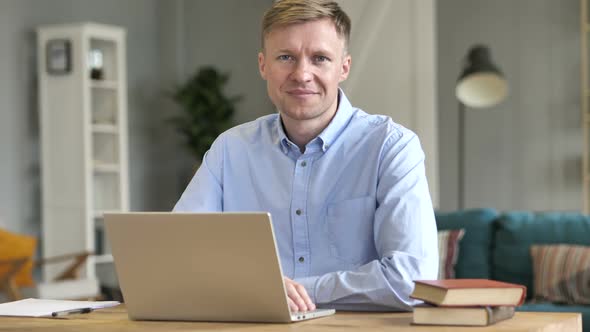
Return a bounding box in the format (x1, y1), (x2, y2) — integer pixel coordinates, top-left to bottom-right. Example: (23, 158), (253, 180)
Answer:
(295, 284), (316, 311)
(287, 297), (299, 312)
(286, 282), (308, 311)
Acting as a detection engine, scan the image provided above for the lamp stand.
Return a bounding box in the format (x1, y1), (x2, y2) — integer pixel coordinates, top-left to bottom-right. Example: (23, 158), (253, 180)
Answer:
(458, 102), (466, 210)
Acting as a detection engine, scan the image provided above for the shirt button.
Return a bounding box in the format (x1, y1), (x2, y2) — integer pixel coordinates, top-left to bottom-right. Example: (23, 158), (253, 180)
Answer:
(301, 161), (307, 167)
(298, 257), (305, 263)
(296, 209), (302, 215)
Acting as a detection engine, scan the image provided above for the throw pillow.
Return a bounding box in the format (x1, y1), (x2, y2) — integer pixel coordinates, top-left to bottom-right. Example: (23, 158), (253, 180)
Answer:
(0, 228), (37, 287)
(530, 244), (590, 304)
(437, 229), (465, 279)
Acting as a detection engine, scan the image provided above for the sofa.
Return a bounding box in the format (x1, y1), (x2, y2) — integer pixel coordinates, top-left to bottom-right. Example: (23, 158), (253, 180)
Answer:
(436, 208), (590, 331)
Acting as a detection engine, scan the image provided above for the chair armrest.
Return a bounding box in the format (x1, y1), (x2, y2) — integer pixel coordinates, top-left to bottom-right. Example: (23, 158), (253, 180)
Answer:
(36, 251), (94, 281)
(35, 251), (93, 265)
(0, 257), (29, 281)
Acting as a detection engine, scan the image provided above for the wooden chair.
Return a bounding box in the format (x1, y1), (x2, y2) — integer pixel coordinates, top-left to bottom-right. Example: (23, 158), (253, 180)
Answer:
(0, 251), (100, 302)
(0, 257), (28, 301)
(0, 226), (101, 302)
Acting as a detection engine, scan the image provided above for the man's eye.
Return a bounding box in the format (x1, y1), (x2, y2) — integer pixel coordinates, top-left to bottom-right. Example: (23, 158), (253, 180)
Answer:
(278, 55), (293, 61)
(314, 55), (330, 63)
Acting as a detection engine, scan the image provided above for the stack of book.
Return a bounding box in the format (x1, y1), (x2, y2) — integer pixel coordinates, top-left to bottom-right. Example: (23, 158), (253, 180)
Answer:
(410, 279), (526, 326)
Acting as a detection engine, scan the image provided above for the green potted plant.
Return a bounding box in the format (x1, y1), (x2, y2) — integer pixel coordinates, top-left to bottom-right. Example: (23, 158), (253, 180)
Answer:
(170, 66), (242, 160)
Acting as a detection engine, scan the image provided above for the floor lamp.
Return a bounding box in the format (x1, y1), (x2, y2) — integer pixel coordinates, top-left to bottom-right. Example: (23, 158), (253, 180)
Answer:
(455, 45), (508, 209)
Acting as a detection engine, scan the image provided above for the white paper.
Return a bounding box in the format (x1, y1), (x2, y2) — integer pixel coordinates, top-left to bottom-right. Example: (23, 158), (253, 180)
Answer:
(0, 298), (120, 317)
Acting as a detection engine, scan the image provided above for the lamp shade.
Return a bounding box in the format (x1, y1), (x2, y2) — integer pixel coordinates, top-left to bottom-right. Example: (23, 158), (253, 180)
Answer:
(455, 45), (508, 108)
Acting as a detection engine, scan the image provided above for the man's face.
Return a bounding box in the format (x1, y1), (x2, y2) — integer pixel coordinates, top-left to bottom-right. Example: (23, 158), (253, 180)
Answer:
(258, 18), (351, 123)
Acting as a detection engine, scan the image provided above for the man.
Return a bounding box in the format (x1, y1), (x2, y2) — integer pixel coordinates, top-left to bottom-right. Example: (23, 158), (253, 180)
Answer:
(174, 0), (438, 312)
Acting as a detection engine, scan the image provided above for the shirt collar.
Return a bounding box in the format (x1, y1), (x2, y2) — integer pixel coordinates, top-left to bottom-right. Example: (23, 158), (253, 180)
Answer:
(274, 88), (354, 153)
(275, 116), (292, 154)
(317, 88), (353, 152)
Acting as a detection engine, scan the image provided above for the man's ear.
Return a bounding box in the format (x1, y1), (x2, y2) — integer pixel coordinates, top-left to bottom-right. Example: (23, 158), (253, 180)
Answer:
(339, 54), (351, 82)
(258, 52), (267, 80)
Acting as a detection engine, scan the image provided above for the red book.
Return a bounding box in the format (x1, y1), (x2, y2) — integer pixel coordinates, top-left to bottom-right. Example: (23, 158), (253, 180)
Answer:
(410, 279), (526, 307)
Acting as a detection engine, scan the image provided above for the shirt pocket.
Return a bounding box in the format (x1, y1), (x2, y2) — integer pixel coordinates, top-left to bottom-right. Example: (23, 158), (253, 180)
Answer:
(326, 196), (376, 265)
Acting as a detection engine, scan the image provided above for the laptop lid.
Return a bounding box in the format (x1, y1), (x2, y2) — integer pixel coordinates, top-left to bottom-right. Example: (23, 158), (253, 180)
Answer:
(104, 212), (294, 322)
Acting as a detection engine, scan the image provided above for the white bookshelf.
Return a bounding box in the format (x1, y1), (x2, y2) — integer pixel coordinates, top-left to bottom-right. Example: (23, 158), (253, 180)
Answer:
(37, 23), (129, 284)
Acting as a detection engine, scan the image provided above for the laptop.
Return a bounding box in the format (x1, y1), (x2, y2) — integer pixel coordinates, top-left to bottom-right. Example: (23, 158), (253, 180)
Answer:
(103, 212), (335, 322)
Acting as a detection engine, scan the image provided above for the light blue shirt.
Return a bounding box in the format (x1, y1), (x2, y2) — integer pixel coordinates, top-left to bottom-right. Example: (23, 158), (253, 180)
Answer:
(174, 90), (438, 311)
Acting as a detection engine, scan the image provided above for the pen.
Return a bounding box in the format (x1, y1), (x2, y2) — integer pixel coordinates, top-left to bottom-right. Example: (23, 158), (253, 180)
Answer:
(51, 307), (93, 317)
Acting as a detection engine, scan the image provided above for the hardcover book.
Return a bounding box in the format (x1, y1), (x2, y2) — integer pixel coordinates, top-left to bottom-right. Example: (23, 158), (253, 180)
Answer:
(413, 305), (515, 326)
(410, 279), (526, 306)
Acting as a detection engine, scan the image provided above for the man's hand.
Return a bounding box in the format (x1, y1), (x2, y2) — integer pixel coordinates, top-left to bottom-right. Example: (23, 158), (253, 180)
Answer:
(283, 277), (316, 312)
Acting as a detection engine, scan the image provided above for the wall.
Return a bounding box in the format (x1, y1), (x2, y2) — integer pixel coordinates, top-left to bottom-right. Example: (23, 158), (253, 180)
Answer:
(180, 0), (275, 125)
(0, 0), (276, 237)
(155, 0), (275, 206)
(0, 0), (178, 235)
(437, 0), (581, 211)
(338, 0), (438, 206)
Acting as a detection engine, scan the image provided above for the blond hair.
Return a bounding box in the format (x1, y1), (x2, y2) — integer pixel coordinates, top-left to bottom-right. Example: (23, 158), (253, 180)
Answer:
(261, 0), (351, 51)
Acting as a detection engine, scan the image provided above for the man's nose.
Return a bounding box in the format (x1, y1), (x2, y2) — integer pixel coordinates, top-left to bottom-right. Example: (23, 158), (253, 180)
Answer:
(290, 59), (313, 83)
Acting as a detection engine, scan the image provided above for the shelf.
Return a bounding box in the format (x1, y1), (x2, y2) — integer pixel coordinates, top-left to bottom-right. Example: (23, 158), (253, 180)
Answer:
(93, 210), (121, 219)
(90, 80), (118, 90)
(91, 88), (117, 125)
(94, 254), (114, 264)
(90, 38), (119, 81)
(92, 124), (118, 134)
(93, 162), (119, 173)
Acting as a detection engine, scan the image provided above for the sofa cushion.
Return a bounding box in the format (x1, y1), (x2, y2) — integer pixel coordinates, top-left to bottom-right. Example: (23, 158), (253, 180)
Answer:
(437, 229), (465, 279)
(435, 208), (499, 279)
(493, 212), (590, 299)
(530, 244), (590, 304)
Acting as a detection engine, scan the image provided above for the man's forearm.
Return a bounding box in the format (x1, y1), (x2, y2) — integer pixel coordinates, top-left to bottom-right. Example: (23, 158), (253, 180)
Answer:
(294, 251), (437, 311)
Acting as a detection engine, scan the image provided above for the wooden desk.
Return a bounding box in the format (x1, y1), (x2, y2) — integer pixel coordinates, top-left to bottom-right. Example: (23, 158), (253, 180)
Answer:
(0, 306), (581, 331)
